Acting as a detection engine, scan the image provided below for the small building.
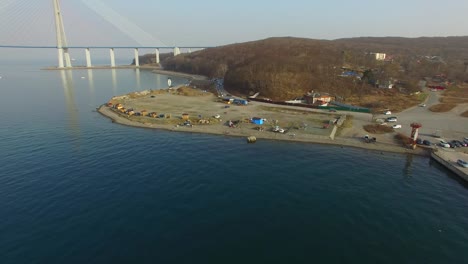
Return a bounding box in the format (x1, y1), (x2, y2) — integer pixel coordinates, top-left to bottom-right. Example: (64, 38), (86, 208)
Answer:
(374, 53), (386, 61)
(304, 93), (333, 106)
(115, 103), (123, 109)
(141, 110), (148, 116)
(182, 113), (190, 120)
(149, 112), (158, 118)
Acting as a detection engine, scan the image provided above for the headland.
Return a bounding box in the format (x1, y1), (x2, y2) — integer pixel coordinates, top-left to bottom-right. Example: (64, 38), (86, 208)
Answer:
(97, 84), (431, 156)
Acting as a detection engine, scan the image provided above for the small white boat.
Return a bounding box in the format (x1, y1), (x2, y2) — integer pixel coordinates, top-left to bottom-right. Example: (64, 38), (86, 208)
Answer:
(285, 97), (304, 104)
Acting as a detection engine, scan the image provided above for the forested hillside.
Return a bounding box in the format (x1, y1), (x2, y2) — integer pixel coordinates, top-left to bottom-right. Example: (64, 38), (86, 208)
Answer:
(138, 36), (468, 101)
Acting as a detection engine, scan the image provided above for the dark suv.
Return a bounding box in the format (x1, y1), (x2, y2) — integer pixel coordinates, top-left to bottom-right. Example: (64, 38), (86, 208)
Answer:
(451, 140), (462, 148)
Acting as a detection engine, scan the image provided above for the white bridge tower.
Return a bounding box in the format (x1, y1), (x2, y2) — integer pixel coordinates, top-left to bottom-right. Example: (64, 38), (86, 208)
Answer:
(53, 0), (72, 68)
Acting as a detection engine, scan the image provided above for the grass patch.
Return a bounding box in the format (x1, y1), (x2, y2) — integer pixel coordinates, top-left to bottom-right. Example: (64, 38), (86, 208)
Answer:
(340, 115), (353, 129)
(363, 124), (394, 134)
(442, 85), (468, 98)
(259, 106), (321, 115)
(347, 90), (423, 113)
(428, 103), (457, 112)
(439, 97), (468, 104)
(335, 115), (353, 137)
(417, 92), (429, 102)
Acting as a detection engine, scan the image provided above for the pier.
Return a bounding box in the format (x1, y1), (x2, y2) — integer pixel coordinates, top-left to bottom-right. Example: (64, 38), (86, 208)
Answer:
(431, 149), (468, 182)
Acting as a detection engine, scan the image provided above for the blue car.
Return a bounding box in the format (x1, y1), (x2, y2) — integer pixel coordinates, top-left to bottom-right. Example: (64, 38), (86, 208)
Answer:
(423, 140), (431, 146)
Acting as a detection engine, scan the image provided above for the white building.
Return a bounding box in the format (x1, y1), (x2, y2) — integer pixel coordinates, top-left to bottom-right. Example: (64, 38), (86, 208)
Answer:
(374, 53), (386, 61)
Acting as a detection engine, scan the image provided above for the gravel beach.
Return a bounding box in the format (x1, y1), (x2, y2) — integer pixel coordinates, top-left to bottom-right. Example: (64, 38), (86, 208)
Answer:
(98, 88), (429, 156)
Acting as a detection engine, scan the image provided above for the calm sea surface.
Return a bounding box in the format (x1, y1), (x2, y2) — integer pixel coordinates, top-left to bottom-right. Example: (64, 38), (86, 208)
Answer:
(1, 62), (468, 264)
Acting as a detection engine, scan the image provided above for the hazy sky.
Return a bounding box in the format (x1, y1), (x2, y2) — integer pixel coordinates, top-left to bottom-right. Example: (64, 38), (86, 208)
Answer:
(1, 0), (468, 61)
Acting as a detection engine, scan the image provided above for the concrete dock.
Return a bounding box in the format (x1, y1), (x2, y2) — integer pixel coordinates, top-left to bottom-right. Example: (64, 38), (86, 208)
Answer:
(431, 149), (468, 182)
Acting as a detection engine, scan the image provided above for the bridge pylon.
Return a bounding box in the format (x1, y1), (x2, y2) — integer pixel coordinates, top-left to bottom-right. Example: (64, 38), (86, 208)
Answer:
(53, 0), (72, 68)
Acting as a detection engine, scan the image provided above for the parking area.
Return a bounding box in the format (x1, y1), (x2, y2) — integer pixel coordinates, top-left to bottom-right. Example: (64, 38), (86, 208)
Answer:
(397, 90), (467, 140)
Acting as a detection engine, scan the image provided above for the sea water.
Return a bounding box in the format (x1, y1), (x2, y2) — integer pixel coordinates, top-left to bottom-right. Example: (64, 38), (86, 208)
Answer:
(0, 62), (467, 264)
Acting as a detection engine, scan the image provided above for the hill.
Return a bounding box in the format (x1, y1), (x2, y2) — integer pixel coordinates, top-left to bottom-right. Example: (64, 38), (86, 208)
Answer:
(140, 36), (468, 102)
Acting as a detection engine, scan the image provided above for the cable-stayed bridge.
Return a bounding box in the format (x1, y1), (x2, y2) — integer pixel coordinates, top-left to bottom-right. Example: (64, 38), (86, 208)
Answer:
(0, 0), (212, 68)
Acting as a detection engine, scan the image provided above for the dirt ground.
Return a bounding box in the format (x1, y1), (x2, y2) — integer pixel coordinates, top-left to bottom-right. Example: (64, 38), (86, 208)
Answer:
(100, 87), (431, 156)
(108, 88), (336, 137)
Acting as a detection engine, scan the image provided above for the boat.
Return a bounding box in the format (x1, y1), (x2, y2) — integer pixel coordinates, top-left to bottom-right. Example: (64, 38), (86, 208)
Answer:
(285, 97), (305, 104)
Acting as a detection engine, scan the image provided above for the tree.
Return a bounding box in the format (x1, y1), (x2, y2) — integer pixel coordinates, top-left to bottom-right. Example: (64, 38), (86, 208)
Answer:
(362, 69), (376, 86)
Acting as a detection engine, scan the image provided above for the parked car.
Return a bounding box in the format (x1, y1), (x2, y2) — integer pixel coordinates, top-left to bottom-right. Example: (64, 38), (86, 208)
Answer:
(449, 140), (461, 148)
(419, 104), (426, 107)
(386, 117), (397, 122)
(363, 135), (377, 143)
(447, 141), (455, 148)
(451, 140), (462, 148)
(273, 126), (285, 133)
(423, 140), (432, 146)
(457, 159), (468, 168)
(439, 140), (450, 148)
(384, 110), (392, 115)
(416, 138), (423, 145)
(392, 124), (402, 129)
(455, 140), (467, 147)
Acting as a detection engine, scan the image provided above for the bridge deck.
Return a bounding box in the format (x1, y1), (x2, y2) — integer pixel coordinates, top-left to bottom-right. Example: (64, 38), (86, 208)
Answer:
(0, 45), (212, 49)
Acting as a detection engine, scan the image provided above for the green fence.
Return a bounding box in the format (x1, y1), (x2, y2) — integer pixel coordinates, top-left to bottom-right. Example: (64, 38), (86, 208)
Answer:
(318, 105), (371, 113)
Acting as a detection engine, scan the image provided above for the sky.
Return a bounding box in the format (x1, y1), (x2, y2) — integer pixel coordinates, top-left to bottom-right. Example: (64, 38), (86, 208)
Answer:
(1, 0), (468, 61)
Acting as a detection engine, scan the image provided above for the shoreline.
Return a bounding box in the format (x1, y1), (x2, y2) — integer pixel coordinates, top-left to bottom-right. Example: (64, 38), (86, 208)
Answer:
(151, 69), (208, 80)
(97, 104), (430, 157)
(42, 65), (160, 70)
(96, 66), (431, 157)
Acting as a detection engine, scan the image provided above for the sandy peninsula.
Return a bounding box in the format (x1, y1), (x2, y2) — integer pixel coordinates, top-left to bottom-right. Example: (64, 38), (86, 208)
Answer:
(98, 84), (430, 156)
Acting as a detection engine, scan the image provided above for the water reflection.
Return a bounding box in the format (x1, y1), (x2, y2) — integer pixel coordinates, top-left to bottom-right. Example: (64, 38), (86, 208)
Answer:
(403, 154), (414, 177)
(59, 68), (187, 137)
(111, 69), (117, 96)
(155, 72), (161, 90)
(87, 69), (95, 106)
(60, 70), (81, 148)
(135, 69), (141, 90)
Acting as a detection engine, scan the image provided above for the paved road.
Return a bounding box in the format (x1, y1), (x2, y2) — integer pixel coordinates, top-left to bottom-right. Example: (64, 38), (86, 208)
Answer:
(396, 90), (468, 142)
